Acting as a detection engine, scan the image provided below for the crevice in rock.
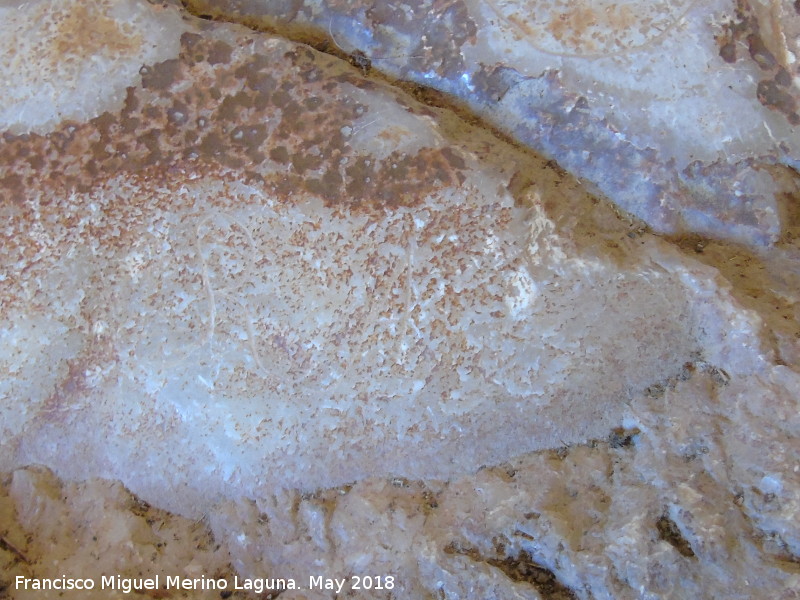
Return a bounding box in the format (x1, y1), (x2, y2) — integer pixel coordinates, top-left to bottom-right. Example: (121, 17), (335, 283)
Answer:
(128, 491), (152, 518)
(655, 515), (696, 558)
(0, 535), (29, 565)
(639, 357), (724, 399)
(669, 228), (800, 371)
(444, 541), (578, 599)
(607, 427), (640, 449)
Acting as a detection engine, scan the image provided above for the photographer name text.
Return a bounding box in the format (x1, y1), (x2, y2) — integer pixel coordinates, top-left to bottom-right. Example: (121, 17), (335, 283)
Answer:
(16, 574), (396, 594)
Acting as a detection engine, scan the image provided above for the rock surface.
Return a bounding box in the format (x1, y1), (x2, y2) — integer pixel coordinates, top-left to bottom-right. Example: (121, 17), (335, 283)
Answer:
(0, 0), (799, 599)
(184, 0), (800, 246)
(1, 466), (233, 600)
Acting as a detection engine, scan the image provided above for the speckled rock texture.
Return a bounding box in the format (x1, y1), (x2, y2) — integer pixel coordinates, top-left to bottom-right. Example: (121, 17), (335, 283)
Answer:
(0, 0), (799, 599)
(184, 0), (800, 247)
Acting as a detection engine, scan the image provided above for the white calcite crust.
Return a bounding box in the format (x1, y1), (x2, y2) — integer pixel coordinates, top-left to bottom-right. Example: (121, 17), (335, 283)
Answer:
(1, 1), (799, 599)
(0, 466), (234, 600)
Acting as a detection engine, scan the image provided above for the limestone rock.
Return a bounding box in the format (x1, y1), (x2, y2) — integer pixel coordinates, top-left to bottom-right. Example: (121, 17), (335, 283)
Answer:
(1, 0), (706, 506)
(184, 0), (800, 246)
(0, 1), (799, 599)
(0, 466), (233, 599)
